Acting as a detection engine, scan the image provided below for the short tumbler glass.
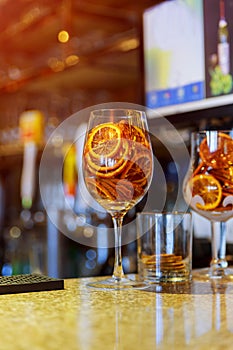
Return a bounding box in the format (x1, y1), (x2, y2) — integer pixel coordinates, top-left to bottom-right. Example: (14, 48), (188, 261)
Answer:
(137, 212), (193, 283)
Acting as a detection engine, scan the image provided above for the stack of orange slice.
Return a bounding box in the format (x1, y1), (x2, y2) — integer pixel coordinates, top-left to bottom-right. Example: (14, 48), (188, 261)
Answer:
(188, 132), (233, 211)
(83, 121), (153, 203)
(199, 132), (233, 168)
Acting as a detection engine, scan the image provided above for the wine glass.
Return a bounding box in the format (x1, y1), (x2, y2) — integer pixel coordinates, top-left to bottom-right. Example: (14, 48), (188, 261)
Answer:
(183, 130), (233, 281)
(82, 108), (154, 289)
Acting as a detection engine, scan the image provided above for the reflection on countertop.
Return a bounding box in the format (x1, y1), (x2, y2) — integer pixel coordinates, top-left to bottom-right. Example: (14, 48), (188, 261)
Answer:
(0, 276), (233, 349)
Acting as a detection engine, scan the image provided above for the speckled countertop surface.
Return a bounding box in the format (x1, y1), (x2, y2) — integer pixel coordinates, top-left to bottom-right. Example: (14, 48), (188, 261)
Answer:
(1, 276), (233, 349)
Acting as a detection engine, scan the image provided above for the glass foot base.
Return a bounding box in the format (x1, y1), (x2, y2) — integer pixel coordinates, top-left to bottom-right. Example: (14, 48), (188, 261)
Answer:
(192, 267), (233, 282)
(87, 275), (149, 290)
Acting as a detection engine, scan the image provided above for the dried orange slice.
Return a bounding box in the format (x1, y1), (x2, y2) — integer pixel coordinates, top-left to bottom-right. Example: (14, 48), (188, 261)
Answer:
(85, 153), (125, 173)
(85, 139), (129, 172)
(199, 132), (233, 168)
(133, 126), (150, 148)
(86, 123), (121, 159)
(193, 161), (208, 177)
(101, 178), (134, 201)
(89, 158), (128, 179)
(118, 121), (149, 148)
(121, 150), (153, 186)
(85, 178), (114, 200)
(85, 139), (129, 178)
(209, 167), (233, 186)
(188, 174), (222, 210)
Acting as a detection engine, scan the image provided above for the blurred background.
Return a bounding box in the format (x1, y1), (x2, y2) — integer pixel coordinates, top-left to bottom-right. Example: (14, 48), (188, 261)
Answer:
(0, 0), (233, 278)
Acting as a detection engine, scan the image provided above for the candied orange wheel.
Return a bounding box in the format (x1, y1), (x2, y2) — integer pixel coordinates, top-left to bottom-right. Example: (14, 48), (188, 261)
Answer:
(188, 174), (222, 210)
(199, 132), (233, 167)
(86, 122), (122, 159)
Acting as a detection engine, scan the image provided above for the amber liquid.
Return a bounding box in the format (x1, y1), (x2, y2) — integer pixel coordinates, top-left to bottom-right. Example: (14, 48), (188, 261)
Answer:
(186, 163), (233, 222)
(84, 146), (153, 214)
(83, 122), (153, 215)
(84, 170), (150, 214)
(185, 132), (233, 222)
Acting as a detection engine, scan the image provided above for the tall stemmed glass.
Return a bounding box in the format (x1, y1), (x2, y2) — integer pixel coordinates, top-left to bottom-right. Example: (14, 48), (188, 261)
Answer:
(82, 109), (153, 289)
(183, 130), (233, 281)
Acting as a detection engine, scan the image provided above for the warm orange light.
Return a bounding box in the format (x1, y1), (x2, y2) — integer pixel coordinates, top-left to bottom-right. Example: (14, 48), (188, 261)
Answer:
(65, 55), (79, 66)
(58, 30), (69, 43)
(118, 38), (139, 52)
(8, 66), (21, 80)
(47, 57), (65, 72)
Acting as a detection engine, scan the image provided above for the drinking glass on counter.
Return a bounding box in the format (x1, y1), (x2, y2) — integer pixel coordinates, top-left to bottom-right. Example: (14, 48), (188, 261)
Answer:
(82, 108), (154, 289)
(183, 130), (233, 281)
(137, 212), (192, 283)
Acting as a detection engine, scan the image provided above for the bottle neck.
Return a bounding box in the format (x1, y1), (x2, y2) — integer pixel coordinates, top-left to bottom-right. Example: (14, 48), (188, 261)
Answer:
(220, 0), (225, 20)
(218, 0), (228, 34)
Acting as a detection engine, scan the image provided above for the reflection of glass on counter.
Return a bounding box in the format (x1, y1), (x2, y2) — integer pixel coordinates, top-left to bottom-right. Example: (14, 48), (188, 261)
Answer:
(75, 279), (233, 349)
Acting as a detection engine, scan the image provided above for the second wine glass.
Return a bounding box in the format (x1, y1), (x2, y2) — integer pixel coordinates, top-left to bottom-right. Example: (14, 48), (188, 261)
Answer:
(82, 108), (154, 289)
(183, 130), (233, 281)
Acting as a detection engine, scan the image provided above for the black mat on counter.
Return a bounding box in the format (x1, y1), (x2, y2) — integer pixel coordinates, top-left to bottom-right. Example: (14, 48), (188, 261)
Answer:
(0, 274), (64, 294)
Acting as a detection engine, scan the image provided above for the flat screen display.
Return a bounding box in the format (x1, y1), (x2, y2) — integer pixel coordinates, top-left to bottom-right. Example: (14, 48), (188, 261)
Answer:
(143, 0), (233, 118)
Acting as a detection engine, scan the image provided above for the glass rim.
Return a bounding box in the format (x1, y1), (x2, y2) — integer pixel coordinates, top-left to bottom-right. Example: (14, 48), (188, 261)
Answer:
(191, 129), (233, 135)
(137, 211), (191, 217)
(90, 108), (146, 114)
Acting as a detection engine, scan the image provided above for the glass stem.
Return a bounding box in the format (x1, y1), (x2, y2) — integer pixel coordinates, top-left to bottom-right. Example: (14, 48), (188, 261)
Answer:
(112, 215), (125, 281)
(210, 221), (228, 276)
(219, 222), (227, 261)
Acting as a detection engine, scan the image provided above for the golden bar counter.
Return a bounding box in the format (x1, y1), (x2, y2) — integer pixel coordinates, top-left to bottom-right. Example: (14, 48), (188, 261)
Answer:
(0, 276), (233, 350)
